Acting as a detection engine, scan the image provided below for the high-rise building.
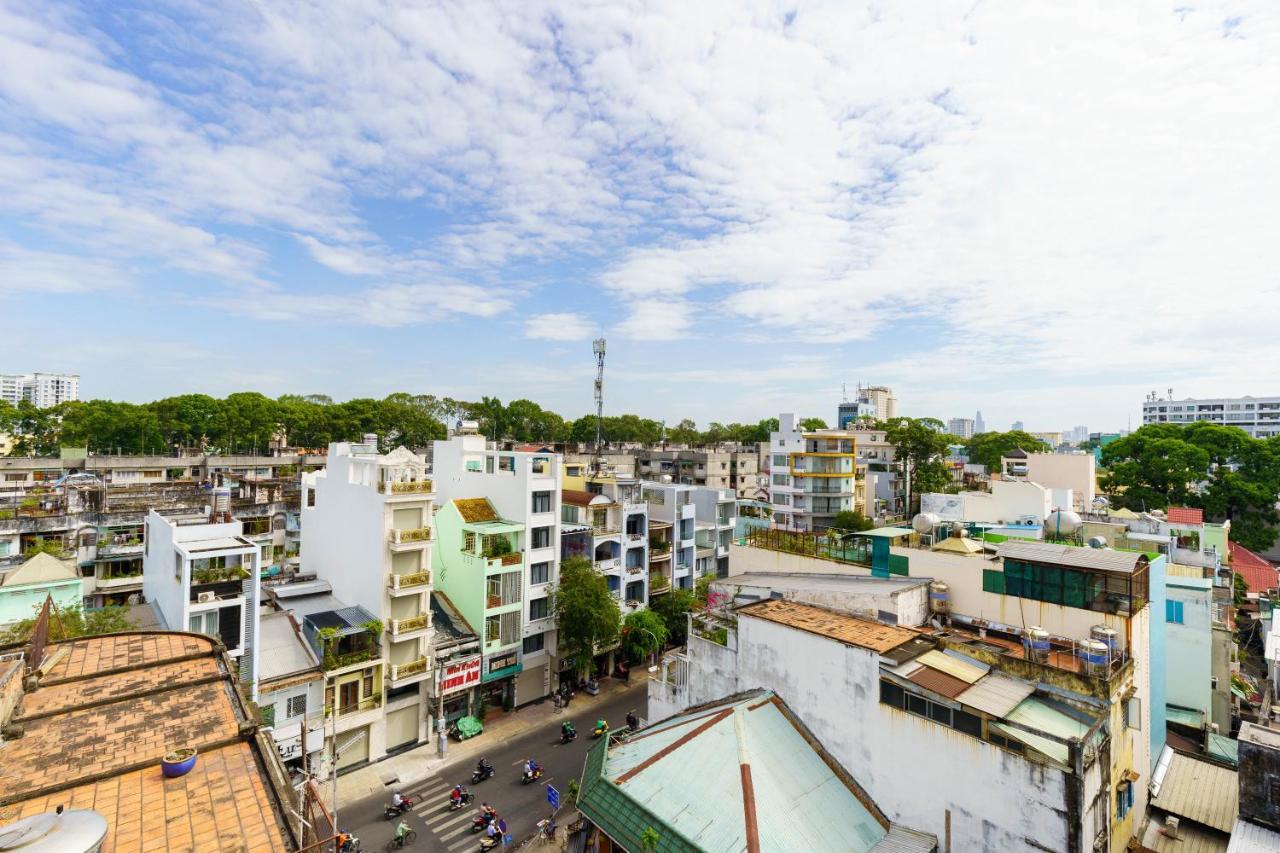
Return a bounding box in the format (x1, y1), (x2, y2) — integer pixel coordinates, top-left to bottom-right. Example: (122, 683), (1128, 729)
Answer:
(1142, 391), (1280, 438)
(1011, 420), (1025, 432)
(0, 372), (79, 408)
(946, 417), (975, 439)
(768, 413), (863, 532)
(837, 384), (897, 426)
(974, 410), (986, 434)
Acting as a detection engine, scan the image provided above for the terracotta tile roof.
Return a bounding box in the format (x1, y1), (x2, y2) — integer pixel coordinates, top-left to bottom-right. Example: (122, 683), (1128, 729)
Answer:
(1166, 506), (1204, 525)
(561, 488), (609, 507)
(737, 598), (917, 653)
(0, 633), (289, 852)
(453, 498), (498, 523)
(1231, 542), (1279, 594)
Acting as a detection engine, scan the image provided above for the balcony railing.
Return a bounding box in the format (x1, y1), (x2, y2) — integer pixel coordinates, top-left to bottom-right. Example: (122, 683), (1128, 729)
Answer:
(96, 572), (144, 588)
(486, 594), (502, 609)
(626, 564), (645, 575)
(649, 573), (671, 592)
(592, 525), (620, 536)
(335, 694), (382, 717)
(388, 571), (431, 591)
(390, 658), (428, 681)
(390, 527), (433, 545)
(626, 532), (645, 541)
(325, 646), (380, 671)
(381, 479), (434, 495)
(390, 614), (428, 635)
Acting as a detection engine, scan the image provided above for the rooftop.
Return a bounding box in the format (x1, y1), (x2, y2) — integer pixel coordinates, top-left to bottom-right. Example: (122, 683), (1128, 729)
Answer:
(0, 552), (78, 588)
(453, 498), (498, 523)
(561, 488), (613, 507)
(0, 632), (289, 850)
(996, 540), (1149, 574)
(714, 572), (927, 599)
(258, 610), (321, 685)
(736, 599), (919, 654)
(1167, 506), (1205, 525)
(1230, 542), (1278, 594)
(578, 690), (935, 853)
(1150, 748), (1238, 835)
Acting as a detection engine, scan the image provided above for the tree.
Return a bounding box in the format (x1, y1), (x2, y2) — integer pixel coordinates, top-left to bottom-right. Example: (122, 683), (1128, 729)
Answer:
(0, 601), (133, 644)
(798, 417), (828, 431)
(884, 417), (952, 513)
(1234, 572), (1249, 606)
(621, 610), (668, 663)
(831, 510), (874, 532)
(649, 587), (696, 646)
(553, 556), (621, 677)
(964, 430), (1048, 472)
(1100, 427), (1211, 512)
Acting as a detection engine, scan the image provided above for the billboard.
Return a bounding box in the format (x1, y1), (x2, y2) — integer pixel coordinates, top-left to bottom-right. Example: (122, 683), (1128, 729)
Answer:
(437, 656), (481, 696)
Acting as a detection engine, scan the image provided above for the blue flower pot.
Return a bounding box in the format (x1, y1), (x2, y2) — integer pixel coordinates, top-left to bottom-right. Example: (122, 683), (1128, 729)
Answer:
(161, 748), (198, 778)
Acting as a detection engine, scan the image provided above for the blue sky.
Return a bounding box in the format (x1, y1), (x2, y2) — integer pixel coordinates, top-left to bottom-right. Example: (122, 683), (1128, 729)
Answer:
(1, 1), (1277, 433)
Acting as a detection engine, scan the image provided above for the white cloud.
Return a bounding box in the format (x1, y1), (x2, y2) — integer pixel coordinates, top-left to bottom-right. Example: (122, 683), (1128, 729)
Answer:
(525, 313), (596, 341)
(0, 242), (128, 295)
(614, 301), (694, 342)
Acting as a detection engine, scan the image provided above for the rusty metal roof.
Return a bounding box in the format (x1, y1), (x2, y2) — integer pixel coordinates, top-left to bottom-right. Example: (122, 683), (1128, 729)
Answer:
(737, 599), (917, 653)
(907, 666), (970, 698)
(453, 498), (498, 523)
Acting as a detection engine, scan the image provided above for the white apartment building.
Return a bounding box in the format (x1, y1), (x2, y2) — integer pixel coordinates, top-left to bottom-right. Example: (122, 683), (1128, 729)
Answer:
(142, 503), (262, 697)
(431, 425), (562, 703)
(1141, 392), (1280, 438)
(946, 417), (975, 439)
(299, 438), (436, 763)
(768, 413), (861, 532)
(561, 479), (649, 617)
(641, 481), (697, 590)
(0, 372), (79, 408)
(690, 485), (735, 579)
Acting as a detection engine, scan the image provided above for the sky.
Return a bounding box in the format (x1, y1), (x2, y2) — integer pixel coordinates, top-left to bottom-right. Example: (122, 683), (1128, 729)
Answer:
(1, 1), (1278, 433)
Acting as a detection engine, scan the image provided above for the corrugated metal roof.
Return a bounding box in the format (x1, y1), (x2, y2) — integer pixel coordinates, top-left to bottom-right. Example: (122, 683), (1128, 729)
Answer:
(989, 698), (1091, 767)
(1141, 814), (1228, 853)
(997, 540), (1147, 574)
(860, 527), (915, 539)
(592, 691), (892, 852)
(738, 599), (918, 653)
(915, 650), (986, 684)
(956, 674), (1035, 718)
(1207, 733), (1239, 767)
(1166, 705), (1206, 729)
(1150, 752), (1238, 834)
(907, 667), (969, 698)
(1227, 818), (1280, 852)
(869, 824), (938, 852)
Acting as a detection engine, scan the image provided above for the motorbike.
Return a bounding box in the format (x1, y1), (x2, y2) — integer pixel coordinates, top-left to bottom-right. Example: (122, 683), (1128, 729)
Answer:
(479, 836), (500, 852)
(471, 764), (496, 784)
(592, 723), (609, 739)
(521, 766), (544, 785)
(561, 727), (577, 744)
(383, 796), (416, 820)
(338, 833), (361, 852)
(449, 790), (474, 811)
(471, 812), (495, 834)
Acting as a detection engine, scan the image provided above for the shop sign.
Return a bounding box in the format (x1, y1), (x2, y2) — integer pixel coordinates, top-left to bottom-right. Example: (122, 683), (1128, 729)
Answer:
(437, 657), (481, 696)
(482, 650), (523, 682)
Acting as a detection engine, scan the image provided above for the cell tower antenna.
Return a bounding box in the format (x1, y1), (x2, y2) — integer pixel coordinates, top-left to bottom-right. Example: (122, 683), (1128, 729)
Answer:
(592, 338), (607, 472)
(842, 382), (848, 403)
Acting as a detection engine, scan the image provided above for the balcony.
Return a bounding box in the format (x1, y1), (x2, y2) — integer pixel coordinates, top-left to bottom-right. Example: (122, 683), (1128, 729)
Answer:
(335, 694), (382, 718)
(96, 541), (144, 557)
(388, 571), (431, 593)
(389, 657), (429, 684)
(96, 571), (144, 589)
(649, 573), (671, 594)
(380, 479), (434, 496)
(389, 527), (433, 548)
(626, 563), (645, 576)
(390, 614), (428, 636)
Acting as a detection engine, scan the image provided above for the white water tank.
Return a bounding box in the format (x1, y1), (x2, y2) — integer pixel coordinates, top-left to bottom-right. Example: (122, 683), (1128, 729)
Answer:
(1044, 510), (1082, 536)
(1080, 639), (1110, 676)
(1024, 627), (1051, 663)
(912, 512), (941, 534)
(928, 581), (950, 615)
(0, 808), (108, 852)
(212, 485), (231, 516)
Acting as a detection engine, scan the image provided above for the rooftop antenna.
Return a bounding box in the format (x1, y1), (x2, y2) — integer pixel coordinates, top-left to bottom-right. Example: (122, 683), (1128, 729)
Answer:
(842, 382), (848, 403)
(593, 337), (606, 473)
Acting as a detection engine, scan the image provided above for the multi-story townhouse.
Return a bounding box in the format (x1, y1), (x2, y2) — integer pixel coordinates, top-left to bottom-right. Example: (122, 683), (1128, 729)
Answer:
(142, 502), (263, 696)
(640, 481), (697, 591)
(691, 485), (735, 579)
(767, 413), (863, 531)
(561, 466), (650, 620)
(431, 424), (561, 704)
(1142, 391), (1280, 438)
(631, 447), (760, 497)
(299, 438), (436, 763)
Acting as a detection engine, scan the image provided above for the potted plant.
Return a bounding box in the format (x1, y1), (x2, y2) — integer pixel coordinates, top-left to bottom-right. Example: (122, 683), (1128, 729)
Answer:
(161, 747), (198, 778)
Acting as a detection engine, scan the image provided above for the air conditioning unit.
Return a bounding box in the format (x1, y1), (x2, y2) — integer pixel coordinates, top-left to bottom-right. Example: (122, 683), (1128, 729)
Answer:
(197, 591), (217, 603)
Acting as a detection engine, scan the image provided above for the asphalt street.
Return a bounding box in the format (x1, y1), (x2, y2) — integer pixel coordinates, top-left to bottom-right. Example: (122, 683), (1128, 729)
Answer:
(339, 682), (646, 852)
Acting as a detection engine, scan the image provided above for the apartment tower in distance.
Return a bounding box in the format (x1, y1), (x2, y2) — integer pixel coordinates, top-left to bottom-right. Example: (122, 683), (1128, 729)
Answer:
(1142, 389), (1280, 438)
(0, 372), (79, 407)
(947, 417), (975, 439)
(837, 383), (898, 427)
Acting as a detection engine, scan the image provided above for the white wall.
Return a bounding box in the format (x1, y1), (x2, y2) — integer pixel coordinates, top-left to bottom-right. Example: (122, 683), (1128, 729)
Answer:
(711, 576), (929, 628)
(301, 453), (391, 618)
(142, 511), (184, 631)
(1024, 454), (1096, 510)
(960, 480), (1052, 524)
(1166, 580), (1213, 715)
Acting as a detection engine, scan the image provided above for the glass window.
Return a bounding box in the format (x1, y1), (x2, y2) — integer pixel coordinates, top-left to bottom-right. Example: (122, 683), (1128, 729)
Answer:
(523, 633), (545, 654)
(531, 527), (551, 549)
(1166, 599), (1184, 624)
(530, 561), (551, 584)
(531, 491), (552, 513)
(529, 597), (549, 620)
(188, 610), (219, 637)
(287, 694), (307, 718)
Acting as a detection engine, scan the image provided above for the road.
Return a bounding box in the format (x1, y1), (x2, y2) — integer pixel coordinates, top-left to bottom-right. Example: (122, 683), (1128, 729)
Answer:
(341, 683), (646, 852)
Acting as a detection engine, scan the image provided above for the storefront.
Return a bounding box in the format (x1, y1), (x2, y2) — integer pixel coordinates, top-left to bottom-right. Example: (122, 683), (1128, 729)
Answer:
(435, 656), (482, 724)
(481, 650), (522, 707)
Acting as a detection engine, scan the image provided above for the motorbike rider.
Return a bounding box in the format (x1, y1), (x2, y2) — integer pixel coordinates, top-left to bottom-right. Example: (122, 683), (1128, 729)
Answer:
(477, 757), (493, 775)
(393, 819), (411, 845)
(562, 720), (576, 738)
(450, 783), (466, 805)
(594, 718), (608, 733)
(390, 790), (405, 813)
(524, 757), (540, 778)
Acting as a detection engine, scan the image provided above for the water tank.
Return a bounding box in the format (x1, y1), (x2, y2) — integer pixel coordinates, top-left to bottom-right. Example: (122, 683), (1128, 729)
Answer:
(1087, 536), (1107, 549)
(1079, 639), (1110, 676)
(212, 485), (231, 516)
(1024, 627), (1051, 663)
(950, 521), (967, 538)
(928, 581), (950, 614)
(0, 808), (108, 852)
(1044, 510), (1082, 536)
(659, 474), (673, 484)
(912, 512), (940, 534)
(1090, 625), (1120, 655)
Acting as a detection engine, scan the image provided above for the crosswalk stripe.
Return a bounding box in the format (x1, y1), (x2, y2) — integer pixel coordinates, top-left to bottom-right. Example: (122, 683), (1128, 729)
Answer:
(427, 810), (476, 834)
(440, 820), (481, 843)
(447, 835), (479, 852)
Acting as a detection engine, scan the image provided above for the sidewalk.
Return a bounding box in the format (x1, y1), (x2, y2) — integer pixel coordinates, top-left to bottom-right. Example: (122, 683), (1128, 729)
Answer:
(336, 675), (646, 803)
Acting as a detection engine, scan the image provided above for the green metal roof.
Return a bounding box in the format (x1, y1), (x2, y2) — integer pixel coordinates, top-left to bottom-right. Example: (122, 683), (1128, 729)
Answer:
(1165, 704), (1206, 729)
(578, 691), (894, 853)
(989, 697), (1092, 768)
(1207, 733), (1239, 767)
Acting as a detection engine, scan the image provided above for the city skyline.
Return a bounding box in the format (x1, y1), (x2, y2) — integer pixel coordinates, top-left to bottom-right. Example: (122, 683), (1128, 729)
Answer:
(2, 3), (1277, 430)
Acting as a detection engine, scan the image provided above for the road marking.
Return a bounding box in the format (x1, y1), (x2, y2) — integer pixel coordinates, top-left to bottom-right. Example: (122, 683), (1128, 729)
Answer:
(427, 810), (476, 835)
(447, 835), (481, 852)
(440, 820), (480, 843)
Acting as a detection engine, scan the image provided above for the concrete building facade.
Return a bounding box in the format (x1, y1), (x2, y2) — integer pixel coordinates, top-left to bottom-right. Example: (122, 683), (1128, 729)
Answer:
(1142, 391), (1280, 438)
